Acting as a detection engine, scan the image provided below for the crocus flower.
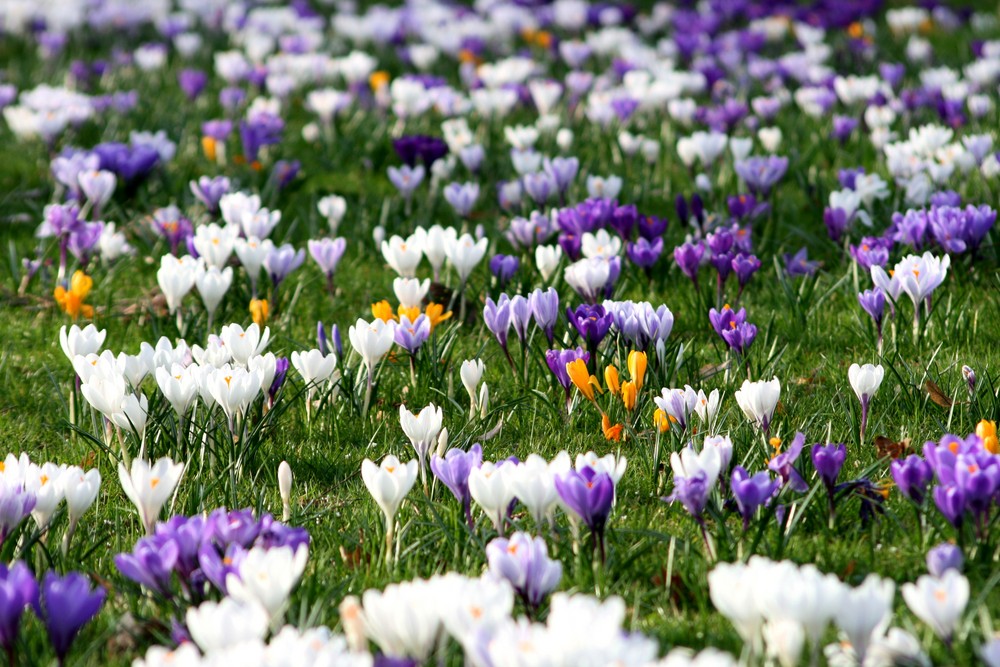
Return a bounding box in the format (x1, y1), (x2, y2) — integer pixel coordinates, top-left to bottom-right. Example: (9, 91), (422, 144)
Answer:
(399, 403), (443, 489)
(431, 444), (483, 526)
(545, 348), (588, 411)
(483, 295), (513, 361)
(812, 443), (847, 517)
(926, 543), (963, 577)
(0, 482), (36, 548)
(731, 253), (761, 296)
(782, 248), (820, 277)
(731, 467), (779, 530)
(264, 244), (306, 291)
(735, 377), (781, 437)
(768, 432), (809, 493)
(226, 544), (309, 621)
(735, 156), (789, 196)
(0, 562), (37, 654)
(114, 535), (179, 595)
(902, 570), (969, 643)
(394, 315), (431, 354)
(308, 238), (347, 289)
(33, 572), (106, 664)
(673, 241), (704, 289)
(489, 254), (519, 288)
(858, 288), (886, 350)
(849, 363), (884, 443)
(529, 287), (559, 344)
(469, 461), (515, 534)
(443, 182), (480, 218)
(554, 466), (614, 561)
(118, 457), (185, 535)
(361, 456), (418, 558)
(486, 532), (562, 610)
(566, 303), (612, 351)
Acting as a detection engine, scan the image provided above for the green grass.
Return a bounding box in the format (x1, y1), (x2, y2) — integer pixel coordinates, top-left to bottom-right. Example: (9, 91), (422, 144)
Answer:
(0, 6), (999, 666)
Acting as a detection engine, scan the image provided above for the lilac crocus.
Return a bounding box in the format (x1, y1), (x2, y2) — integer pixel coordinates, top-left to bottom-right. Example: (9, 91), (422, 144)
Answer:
(673, 241), (705, 289)
(443, 181), (480, 218)
(735, 156), (789, 197)
(544, 156), (579, 199)
(554, 466), (614, 561)
(238, 114), (284, 163)
(264, 243), (306, 290)
(486, 532), (562, 609)
(317, 322), (343, 358)
(926, 543), (963, 577)
(114, 535), (179, 595)
(431, 444), (483, 527)
(189, 176), (231, 213)
(509, 295), (532, 345)
(483, 295), (513, 361)
(0, 562), (37, 654)
(522, 172), (554, 204)
(387, 165), (425, 200)
(831, 116), (858, 143)
(768, 432), (809, 493)
(668, 472), (711, 521)
(731, 467), (779, 530)
(33, 572), (106, 664)
(850, 237), (891, 271)
(0, 483), (35, 548)
(394, 315), (431, 354)
(529, 287), (559, 344)
(858, 288), (886, 349)
(308, 237), (347, 291)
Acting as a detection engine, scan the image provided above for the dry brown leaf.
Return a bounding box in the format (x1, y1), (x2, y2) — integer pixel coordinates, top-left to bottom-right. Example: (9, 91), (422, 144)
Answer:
(698, 361), (729, 379)
(924, 380), (953, 408)
(874, 436), (911, 459)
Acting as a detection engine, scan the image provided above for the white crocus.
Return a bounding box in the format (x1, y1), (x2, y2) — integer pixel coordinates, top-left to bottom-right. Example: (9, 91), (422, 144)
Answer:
(156, 255), (198, 316)
(226, 544), (309, 621)
(399, 403), (443, 488)
(220, 322), (270, 367)
(735, 377), (781, 436)
(118, 457), (184, 535)
(155, 363), (198, 418)
(469, 462), (514, 534)
(381, 234), (423, 278)
(194, 264), (233, 328)
(60, 466), (101, 555)
(445, 233), (489, 286)
(460, 359), (485, 417)
(393, 277), (430, 310)
(848, 363), (884, 443)
(902, 570), (969, 642)
(60, 323), (106, 364)
(361, 455), (418, 558)
(834, 574), (895, 661)
(186, 597), (269, 654)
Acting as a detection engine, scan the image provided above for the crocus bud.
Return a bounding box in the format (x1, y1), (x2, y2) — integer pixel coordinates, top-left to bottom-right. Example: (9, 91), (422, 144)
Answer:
(278, 460), (292, 521)
(479, 382), (490, 419)
(435, 427), (449, 459)
(372, 225), (385, 248)
(962, 365), (976, 395)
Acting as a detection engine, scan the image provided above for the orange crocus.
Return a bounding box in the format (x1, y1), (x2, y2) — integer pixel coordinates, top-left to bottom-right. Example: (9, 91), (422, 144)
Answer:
(621, 381), (637, 412)
(627, 350), (647, 391)
(604, 365), (621, 396)
(977, 420), (998, 454)
(425, 302), (453, 330)
(602, 414), (623, 441)
(566, 358), (601, 403)
(249, 298), (269, 326)
(371, 300), (396, 323)
(54, 271), (94, 319)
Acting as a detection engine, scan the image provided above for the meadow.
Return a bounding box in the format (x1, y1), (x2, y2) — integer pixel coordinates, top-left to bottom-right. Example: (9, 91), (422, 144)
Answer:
(0, 1), (999, 665)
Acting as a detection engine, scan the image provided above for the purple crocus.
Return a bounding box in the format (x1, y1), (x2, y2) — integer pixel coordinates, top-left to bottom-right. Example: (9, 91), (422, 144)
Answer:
(431, 444), (483, 527)
(543, 156), (579, 199)
(392, 135), (448, 167)
(178, 69), (208, 100)
(708, 305), (756, 359)
(522, 172), (554, 204)
(554, 466), (614, 561)
(150, 206), (194, 256)
(269, 357), (289, 407)
(483, 295), (513, 362)
(849, 237), (891, 271)
(768, 432), (809, 493)
(239, 114), (284, 163)
(812, 444), (847, 490)
(489, 254), (520, 288)
(114, 535), (179, 595)
(627, 237), (663, 269)
(545, 347), (588, 411)
(566, 303), (612, 351)
(486, 532), (562, 609)
(735, 156), (789, 197)
(189, 176), (231, 213)
(509, 295), (532, 345)
(668, 472), (711, 521)
(387, 165), (425, 200)
(93, 142), (160, 185)
(926, 543), (963, 577)
(263, 244), (306, 290)
(731, 253), (761, 296)
(831, 116), (858, 143)
(529, 287), (559, 344)
(731, 467), (779, 530)
(673, 241), (705, 290)
(33, 572), (106, 664)
(890, 455), (934, 505)
(394, 314), (431, 354)
(783, 248), (820, 277)
(317, 322), (342, 358)
(0, 562), (37, 655)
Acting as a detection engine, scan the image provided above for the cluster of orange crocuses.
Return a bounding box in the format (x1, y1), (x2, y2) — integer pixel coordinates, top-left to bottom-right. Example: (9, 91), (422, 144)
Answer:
(566, 351), (647, 442)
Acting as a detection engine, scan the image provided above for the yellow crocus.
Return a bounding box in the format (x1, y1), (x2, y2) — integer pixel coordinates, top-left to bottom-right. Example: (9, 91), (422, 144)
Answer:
(653, 408), (670, 433)
(627, 350), (647, 391)
(977, 419), (998, 454)
(621, 381), (637, 412)
(425, 302), (453, 330)
(369, 71), (390, 91)
(397, 304), (421, 323)
(566, 358), (601, 403)
(201, 136), (217, 161)
(54, 271), (94, 320)
(371, 300), (396, 323)
(249, 298), (269, 326)
(604, 365), (620, 396)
